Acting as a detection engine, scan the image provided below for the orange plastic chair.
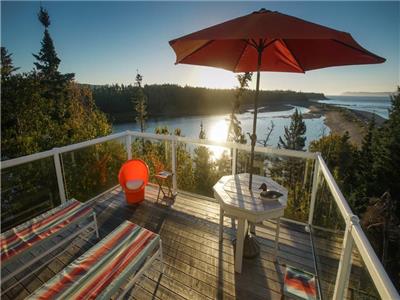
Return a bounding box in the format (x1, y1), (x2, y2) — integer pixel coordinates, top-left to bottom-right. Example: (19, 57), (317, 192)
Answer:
(118, 159), (149, 204)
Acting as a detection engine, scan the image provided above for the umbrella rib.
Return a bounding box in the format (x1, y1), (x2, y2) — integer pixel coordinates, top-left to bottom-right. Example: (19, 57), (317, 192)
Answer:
(279, 39), (306, 73)
(176, 40), (215, 64)
(332, 39), (385, 62)
(233, 40), (250, 72)
(262, 39), (278, 50)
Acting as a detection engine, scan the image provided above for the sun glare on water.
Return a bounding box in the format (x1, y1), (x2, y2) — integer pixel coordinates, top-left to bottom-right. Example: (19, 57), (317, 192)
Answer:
(207, 119), (229, 160)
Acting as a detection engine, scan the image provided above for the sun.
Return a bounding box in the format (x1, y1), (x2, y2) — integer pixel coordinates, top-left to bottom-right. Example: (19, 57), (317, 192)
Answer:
(195, 67), (236, 89)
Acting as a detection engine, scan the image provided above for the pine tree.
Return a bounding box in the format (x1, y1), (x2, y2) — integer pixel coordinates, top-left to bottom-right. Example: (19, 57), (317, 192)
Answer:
(227, 72), (252, 143)
(199, 121), (206, 139)
(278, 109), (306, 150)
(32, 7), (74, 83)
(1, 47), (19, 79)
(193, 124), (217, 196)
(132, 72), (148, 132)
(271, 109), (308, 220)
(370, 87), (400, 213)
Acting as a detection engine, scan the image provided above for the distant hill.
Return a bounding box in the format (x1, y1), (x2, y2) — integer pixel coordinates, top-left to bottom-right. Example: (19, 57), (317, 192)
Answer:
(342, 91), (393, 97)
(88, 83), (327, 123)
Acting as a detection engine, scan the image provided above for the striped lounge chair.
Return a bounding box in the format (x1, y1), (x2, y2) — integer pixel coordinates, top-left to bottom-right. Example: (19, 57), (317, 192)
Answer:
(29, 221), (163, 300)
(1, 199), (99, 295)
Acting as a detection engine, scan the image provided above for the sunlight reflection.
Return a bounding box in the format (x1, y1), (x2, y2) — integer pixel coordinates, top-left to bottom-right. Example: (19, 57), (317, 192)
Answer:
(208, 119), (229, 160)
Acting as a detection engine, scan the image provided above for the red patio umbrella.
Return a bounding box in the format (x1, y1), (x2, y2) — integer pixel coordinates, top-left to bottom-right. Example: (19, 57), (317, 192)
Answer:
(169, 8), (385, 189)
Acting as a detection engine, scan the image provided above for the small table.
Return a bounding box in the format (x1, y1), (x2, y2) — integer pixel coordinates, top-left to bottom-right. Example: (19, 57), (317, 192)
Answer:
(213, 173), (287, 273)
(155, 171), (175, 203)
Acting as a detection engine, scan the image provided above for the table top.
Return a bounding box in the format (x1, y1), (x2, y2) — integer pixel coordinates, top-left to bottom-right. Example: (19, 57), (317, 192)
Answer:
(213, 173), (287, 217)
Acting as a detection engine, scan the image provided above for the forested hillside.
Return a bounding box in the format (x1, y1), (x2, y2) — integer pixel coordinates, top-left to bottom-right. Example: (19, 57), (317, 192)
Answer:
(90, 83), (326, 123)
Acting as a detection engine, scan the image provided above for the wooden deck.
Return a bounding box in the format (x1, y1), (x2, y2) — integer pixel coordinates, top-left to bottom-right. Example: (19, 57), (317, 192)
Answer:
(3, 185), (322, 300)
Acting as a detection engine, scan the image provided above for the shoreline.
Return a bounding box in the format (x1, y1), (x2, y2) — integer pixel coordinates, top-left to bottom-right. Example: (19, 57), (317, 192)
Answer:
(306, 104), (386, 147)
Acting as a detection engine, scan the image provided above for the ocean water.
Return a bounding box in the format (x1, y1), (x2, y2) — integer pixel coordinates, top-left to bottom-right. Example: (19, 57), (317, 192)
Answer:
(113, 105), (329, 152)
(319, 95), (391, 119)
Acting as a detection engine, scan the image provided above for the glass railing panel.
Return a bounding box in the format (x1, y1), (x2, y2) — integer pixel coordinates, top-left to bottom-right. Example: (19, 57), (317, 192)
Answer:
(1, 157), (60, 231)
(347, 244), (380, 299)
(236, 149), (314, 223)
(175, 141), (232, 197)
(61, 137), (127, 201)
(130, 137), (172, 185)
(311, 174), (346, 299)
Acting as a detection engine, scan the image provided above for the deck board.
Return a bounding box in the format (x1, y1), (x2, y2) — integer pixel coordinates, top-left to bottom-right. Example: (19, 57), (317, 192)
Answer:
(3, 184), (345, 299)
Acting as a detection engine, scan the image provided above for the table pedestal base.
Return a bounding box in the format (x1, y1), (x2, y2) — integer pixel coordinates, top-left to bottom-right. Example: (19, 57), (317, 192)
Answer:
(233, 233), (260, 259)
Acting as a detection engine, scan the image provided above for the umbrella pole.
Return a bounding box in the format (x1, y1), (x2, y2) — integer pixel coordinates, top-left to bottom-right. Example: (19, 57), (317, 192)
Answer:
(249, 48), (262, 190)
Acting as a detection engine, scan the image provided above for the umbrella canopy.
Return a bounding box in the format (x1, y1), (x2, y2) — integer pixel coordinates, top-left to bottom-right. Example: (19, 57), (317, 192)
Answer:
(169, 8), (385, 72)
(169, 8), (385, 188)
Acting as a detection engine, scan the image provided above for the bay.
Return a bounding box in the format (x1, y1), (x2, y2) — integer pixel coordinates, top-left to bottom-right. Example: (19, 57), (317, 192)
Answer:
(113, 105), (329, 155)
(319, 95), (391, 119)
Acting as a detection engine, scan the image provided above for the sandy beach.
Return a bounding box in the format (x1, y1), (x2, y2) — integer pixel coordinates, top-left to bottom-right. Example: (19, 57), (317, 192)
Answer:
(306, 104), (386, 147)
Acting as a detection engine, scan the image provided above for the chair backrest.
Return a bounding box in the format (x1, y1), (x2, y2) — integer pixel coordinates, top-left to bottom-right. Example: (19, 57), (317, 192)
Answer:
(118, 159), (149, 188)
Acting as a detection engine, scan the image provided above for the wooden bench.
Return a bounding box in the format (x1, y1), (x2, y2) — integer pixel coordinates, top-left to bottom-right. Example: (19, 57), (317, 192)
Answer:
(1, 199), (99, 294)
(28, 221), (163, 299)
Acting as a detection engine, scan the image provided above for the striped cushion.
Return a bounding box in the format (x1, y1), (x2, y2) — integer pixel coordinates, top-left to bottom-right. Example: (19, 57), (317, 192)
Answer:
(29, 221), (159, 300)
(1, 199), (93, 264)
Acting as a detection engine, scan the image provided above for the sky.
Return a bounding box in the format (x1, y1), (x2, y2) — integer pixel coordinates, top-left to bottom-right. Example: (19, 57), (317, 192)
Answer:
(1, 1), (399, 95)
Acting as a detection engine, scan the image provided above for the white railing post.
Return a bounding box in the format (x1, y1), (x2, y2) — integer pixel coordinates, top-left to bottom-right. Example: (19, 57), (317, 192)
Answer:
(333, 215), (358, 300)
(126, 131), (132, 160)
(53, 148), (67, 203)
(308, 154), (320, 225)
(232, 147), (237, 175)
(171, 139), (177, 193)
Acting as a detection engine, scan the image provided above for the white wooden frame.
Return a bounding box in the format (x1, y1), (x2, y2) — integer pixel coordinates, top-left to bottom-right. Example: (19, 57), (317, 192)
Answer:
(1, 130), (398, 299)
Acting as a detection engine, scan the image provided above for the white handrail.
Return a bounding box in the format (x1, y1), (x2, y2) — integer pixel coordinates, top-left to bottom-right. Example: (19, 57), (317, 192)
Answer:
(1, 131), (128, 170)
(317, 154), (353, 218)
(317, 153), (400, 299)
(128, 130), (317, 159)
(1, 149), (56, 169)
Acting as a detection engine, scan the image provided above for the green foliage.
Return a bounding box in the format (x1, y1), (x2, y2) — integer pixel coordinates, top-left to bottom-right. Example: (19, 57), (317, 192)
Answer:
(310, 133), (357, 197)
(227, 72), (252, 143)
(309, 134), (357, 229)
(62, 141), (127, 201)
(1, 47), (19, 78)
(193, 124), (218, 196)
(271, 109), (310, 221)
(132, 72), (148, 132)
(1, 157), (60, 231)
(1, 8), (112, 229)
(92, 83), (326, 123)
(33, 7), (74, 83)
(309, 89), (400, 288)
(279, 109), (306, 150)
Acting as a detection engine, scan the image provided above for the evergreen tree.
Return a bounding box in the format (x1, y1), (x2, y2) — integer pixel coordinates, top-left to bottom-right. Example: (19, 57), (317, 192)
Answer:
(1, 47), (19, 79)
(309, 133), (358, 228)
(193, 124), (217, 196)
(271, 109), (308, 220)
(278, 109), (306, 150)
(199, 121), (206, 139)
(32, 7), (74, 83)
(370, 88), (400, 202)
(132, 72), (148, 132)
(227, 72), (252, 143)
